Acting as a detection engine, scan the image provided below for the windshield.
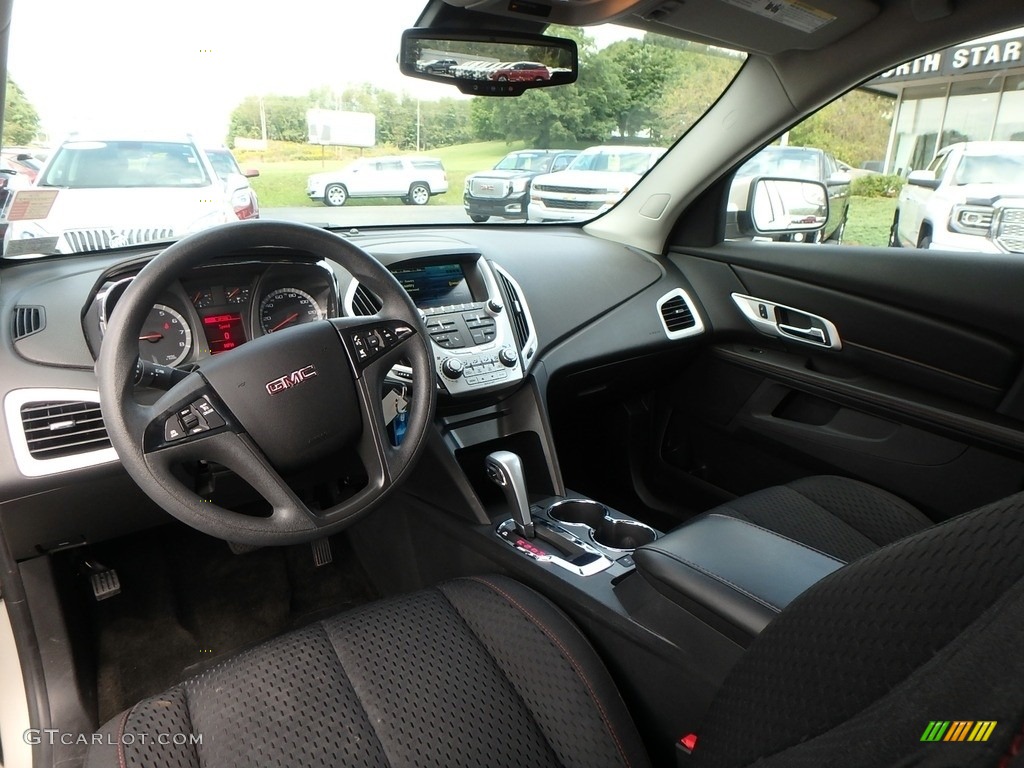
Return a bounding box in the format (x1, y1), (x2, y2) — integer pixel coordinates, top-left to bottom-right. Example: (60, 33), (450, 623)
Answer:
(494, 153), (558, 172)
(567, 148), (663, 173)
(39, 141), (211, 189)
(955, 153), (1024, 185)
(2, 0), (745, 256)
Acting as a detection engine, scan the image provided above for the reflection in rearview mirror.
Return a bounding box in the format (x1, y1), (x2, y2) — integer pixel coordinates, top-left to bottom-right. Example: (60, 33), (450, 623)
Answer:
(749, 177), (829, 235)
(400, 29), (578, 96)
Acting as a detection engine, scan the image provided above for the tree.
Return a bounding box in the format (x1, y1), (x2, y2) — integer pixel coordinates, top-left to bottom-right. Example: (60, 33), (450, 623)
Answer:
(228, 95), (310, 144)
(606, 39), (680, 139)
(788, 89), (895, 168)
(469, 30), (624, 147)
(3, 76), (40, 146)
(655, 50), (744, 140)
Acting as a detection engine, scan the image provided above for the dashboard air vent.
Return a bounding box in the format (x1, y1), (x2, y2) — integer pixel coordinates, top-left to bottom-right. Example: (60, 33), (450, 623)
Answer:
(657, 289), (704, 340)
(351, 284), (383, 316)
(661, 295), (695, 332)
(20, 401), (112, 460)
(495, 270), (530, 349)
(13, 306), (45, 340)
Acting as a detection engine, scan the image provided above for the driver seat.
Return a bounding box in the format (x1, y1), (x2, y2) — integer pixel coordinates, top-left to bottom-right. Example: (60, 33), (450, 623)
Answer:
(86, 491), (1024, 768)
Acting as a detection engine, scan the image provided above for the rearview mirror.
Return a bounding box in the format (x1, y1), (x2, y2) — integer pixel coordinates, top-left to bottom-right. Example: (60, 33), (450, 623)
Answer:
(748, 177), (829, 235)
(400, 29), (578, 96)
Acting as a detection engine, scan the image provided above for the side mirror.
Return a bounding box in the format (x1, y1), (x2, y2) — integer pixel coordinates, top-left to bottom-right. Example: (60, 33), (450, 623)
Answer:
(827, 171), (852, 186)
(400, 29), (578, 96)
(746, 177), (829, 236)
(243, 169), (260, 179)
(907, 170), (940, 190)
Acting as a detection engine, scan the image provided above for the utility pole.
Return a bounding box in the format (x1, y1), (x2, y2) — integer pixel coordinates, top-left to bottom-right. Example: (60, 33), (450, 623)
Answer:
(259, 97), (268, 144)
(416, 100), (421, 152)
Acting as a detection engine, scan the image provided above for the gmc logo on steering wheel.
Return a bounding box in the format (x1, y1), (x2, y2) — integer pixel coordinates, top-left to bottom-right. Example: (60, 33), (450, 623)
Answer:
(265, 364), (318, 395)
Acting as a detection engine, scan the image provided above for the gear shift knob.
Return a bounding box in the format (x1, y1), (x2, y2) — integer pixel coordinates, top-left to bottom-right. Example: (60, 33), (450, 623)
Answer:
(485, 451), (534, 538)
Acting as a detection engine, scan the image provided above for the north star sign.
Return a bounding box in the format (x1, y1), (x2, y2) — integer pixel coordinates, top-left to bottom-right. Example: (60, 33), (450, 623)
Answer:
(869, 35), (1024, 84)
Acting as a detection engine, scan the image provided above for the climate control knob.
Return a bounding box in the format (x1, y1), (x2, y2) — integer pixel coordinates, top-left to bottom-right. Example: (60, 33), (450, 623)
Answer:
(499, 347), (518, 367)
(487, 299), (503, 314)
(441, 357), (464, 379)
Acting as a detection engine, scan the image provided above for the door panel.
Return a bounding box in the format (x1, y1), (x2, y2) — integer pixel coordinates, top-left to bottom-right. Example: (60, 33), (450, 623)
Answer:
(661, 243), (1024, 521)
(732, 266), (1018, 402)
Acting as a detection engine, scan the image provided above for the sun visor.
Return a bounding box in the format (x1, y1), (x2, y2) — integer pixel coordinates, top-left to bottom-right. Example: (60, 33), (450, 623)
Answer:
(443, 0), (879, 56)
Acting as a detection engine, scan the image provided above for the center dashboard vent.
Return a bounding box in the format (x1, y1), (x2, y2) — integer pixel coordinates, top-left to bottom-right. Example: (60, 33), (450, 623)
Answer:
(20, 401), (112, 460)
(350, 284), (383, 316)
(657, 289), (704, 340)
(494, 268), (531, 349)
(12, 306), (45, 340)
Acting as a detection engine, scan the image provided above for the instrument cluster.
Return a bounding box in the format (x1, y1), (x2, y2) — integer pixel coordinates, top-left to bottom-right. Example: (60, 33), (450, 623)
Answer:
(93, 260), (336, 368)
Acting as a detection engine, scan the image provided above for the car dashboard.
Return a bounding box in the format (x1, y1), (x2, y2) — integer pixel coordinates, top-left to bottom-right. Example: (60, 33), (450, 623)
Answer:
(0, 225), (706, 559)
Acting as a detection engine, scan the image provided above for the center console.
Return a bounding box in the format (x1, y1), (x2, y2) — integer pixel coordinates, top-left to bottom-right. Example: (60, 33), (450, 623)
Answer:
(347, 251), (538, 397)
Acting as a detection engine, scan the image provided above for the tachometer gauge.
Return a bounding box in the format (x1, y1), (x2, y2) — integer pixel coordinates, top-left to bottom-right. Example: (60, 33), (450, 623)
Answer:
(260, 288), (324, 334)
(138, 304), (192, 367)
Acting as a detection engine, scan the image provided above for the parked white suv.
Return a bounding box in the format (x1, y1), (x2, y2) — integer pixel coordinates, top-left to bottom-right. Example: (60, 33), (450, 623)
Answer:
(891, 141), (1024, 254)
(3, 137), (243, 256)
(306, 156), (448, 207)
(528, 145), (665, 223)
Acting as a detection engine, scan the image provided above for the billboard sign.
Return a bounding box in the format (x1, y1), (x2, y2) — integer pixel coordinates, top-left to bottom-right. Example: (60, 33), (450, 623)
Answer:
(307, 109), (376, 147)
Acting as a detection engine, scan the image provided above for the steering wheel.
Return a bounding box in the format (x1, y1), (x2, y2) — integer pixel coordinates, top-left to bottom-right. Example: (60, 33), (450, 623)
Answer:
(97, 220), (436, 546)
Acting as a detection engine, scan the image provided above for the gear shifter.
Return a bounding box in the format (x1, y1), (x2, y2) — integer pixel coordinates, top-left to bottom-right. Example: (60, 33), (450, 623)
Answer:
(485, 451), (534, 538)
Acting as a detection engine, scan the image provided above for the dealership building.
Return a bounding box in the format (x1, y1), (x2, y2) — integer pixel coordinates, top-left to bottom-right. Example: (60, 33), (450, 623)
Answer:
(866, 28), (1024, 174)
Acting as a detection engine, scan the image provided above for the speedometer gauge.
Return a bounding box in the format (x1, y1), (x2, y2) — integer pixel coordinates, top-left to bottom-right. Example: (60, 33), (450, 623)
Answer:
(138, 304), (192, 367)
(260, 288), (325, 334)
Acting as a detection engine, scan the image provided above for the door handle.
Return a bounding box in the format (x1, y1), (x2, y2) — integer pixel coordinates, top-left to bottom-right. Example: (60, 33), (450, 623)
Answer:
(778, 323), (827, 344)
(732, 293), (842, 349)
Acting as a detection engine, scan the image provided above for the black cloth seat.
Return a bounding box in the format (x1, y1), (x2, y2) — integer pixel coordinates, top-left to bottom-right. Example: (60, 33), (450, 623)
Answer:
(85, 575), (650, 768)
(88, 489), (1024, 768)
(693, 475), (933, 563)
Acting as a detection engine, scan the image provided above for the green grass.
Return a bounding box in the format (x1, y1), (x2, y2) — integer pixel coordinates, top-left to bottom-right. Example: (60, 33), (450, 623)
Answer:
(845, 196), (897, 247)
(247, 140), (521, 208)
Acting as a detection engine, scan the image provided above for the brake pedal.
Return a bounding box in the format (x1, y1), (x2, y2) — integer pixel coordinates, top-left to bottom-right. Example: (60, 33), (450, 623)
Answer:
(311, 538), (333, 567)
(84, 561), (121, 601)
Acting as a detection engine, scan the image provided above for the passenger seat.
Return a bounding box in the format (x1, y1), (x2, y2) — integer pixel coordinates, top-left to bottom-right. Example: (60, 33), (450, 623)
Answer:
(689, 475), (933, 562)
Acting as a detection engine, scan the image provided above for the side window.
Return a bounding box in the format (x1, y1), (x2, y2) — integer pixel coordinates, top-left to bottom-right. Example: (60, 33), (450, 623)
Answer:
(552, 154), (573, 172)
(929, 151), (952, 180)
(725, 25), (1024, 254)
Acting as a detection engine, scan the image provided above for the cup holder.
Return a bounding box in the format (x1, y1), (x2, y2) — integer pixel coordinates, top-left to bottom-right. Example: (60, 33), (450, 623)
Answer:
(547, 499), (607, 528)
(592, 519), (657, 551)
(546, 499), (657, 552)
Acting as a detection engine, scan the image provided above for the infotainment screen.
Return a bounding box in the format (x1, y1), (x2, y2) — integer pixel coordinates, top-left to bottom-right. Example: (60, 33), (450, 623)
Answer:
(391, 263), (473, 308)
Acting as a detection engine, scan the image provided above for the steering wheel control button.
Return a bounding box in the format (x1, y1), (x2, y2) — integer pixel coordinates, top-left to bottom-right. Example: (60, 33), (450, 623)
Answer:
(441, 357), (464, 379)
(164, 417), (186, 442)
(179, 407), (200, 431)
(192, 399), (225, 430)
(160, 398), (227, 445)
(347, 322), (416, 369)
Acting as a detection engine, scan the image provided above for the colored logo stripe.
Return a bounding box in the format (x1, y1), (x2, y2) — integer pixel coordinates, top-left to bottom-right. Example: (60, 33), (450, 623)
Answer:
(944, 721), (973, 741)
(921, 721), (997, 742)
(968, 722), (997, 742)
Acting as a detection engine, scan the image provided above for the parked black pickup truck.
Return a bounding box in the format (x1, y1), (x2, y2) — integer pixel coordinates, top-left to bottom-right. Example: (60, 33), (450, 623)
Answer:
(463, 148), (578, 222)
